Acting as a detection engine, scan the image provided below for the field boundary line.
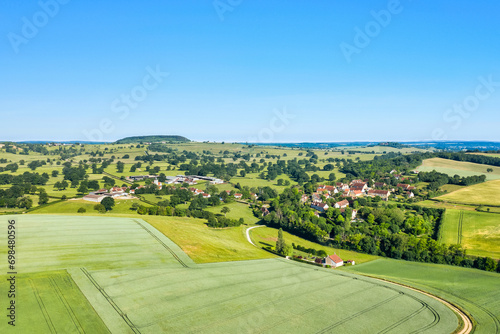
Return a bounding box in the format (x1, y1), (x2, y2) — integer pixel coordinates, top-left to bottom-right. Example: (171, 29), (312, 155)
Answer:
(134, 219), (190, 268)
(80, 268), (141, 334)
(352, 274), (473, 334)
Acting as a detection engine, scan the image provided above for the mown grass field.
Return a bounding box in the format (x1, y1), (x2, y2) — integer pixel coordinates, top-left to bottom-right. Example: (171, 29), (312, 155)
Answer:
(345, 259), (500, 334)
(416, 157), (500, 180)
(251, 226), (379, 265)
(32, 198), (147, 214)
(0, 215), (461, 333)
(437, 179), (500, 206)
(205, 201), (259, 224)
(440, 209), (500, 259)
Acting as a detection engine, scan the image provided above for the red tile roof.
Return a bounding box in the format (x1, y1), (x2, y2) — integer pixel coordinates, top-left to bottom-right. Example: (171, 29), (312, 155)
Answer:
(329, 254), (343, 263)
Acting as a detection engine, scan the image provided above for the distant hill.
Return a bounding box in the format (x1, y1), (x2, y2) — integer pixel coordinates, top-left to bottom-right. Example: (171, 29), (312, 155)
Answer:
(115, 135), (190, 144)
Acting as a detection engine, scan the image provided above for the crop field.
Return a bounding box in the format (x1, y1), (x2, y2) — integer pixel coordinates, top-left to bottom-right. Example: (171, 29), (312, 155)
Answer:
(437, 179), (500, 206)
(0, 271), (109, 333)
(0, 215), (461, 333)
(345, 259), (500, 334)
(416, 158), (500, 180)
(440, 209), (500, 259)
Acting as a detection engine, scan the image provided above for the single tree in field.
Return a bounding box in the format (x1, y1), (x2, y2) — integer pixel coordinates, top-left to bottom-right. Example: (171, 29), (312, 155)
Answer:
(487, 168), (493, 173)
(54, 181), (62, 190)
(240, 170), (246, 177)
(276, 228), (286, 255)
(61, 180), (69, 190)
(221, 206), (230, 217)
(101, 197), (115, 211)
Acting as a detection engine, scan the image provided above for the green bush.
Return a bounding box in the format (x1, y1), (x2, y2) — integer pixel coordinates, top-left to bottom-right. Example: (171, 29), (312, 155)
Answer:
(77, 207), (86, 213)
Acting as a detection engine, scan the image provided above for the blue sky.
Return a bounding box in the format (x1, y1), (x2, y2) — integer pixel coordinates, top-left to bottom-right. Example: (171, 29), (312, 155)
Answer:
(1, 0), (499, 142)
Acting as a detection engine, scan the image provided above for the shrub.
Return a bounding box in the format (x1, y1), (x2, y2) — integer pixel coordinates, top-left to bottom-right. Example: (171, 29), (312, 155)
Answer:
(77, 207), (86, 213)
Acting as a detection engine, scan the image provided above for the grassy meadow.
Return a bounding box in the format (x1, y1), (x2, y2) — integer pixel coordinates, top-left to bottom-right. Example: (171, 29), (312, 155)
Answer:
(250, 226), (379, 265)
(416, 157), (500, 180)
(437, 179), (500, 206)
(440, 209), (500, 259)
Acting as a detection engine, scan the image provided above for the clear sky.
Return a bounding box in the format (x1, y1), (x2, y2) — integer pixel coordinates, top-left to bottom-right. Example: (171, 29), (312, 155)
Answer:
(1, 1), (499, 143)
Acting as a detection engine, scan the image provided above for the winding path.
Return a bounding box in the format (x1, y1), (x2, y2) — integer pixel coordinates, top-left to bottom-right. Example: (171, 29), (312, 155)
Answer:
(243, 226), (473, 334)
(246, 225), (265, 247)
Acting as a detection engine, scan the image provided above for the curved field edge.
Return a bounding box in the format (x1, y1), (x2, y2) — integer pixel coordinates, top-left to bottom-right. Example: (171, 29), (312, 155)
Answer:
(344, 259), (500, 334)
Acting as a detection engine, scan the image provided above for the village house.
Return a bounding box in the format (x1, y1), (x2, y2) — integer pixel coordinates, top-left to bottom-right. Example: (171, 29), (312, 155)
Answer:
(336, 182), (349, 191)
(324, 254), (344, 268)
(374, 182), (386, 188)
(311, 201), (329, 212)
(300, 194), (309, 203)
(202, 193), (211, 199)
(367, 189), (391, 201)
(234, 193), (243, 199)
(407, 191), (415, 198)
(397, 183), (411, 190)
(334, 199), (349, 209)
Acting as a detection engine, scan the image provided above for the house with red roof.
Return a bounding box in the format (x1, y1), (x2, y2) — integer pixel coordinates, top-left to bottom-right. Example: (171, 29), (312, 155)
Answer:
(334, 200), (349, 209)
(324, 254), (344, 268)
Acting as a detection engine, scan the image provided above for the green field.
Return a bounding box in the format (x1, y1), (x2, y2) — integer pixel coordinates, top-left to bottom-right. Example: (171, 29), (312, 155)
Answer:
(416, 157), (500, 181)
(251, 226), (379, 265)
(144, 215), (273, 263)
(345, 259), (500, 334)
(205, 201), (259, 224)
(0, 215), (461, 333)
(440, 209), (500, 259)
(437, 179), (500, 206)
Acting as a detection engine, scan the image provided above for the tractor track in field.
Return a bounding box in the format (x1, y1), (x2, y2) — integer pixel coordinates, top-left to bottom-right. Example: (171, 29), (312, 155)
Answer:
(81, 268), (141, 334)
(243, 227), (473, 334)
(458, 211), (464, 244)
(30, 279), (57, 333)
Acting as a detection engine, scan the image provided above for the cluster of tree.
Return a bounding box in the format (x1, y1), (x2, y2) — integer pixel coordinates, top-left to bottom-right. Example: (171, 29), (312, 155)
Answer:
(206, 215), (244, 228)
(0, 163), (19, 173)
(260, 188), (330, 243)
(418, 170), (486, 190)
(292, 243), (328, 258)
(0, 171), (49, 185)
(437, 152), (500, 167)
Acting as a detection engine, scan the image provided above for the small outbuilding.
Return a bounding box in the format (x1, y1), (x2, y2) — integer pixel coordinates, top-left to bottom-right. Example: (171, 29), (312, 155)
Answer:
(324, 254), (344, 268)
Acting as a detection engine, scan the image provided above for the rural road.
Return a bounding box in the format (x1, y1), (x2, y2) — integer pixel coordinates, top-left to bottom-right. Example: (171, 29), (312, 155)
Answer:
(246, 225), (265, 247)
(243, 226), (473, 334)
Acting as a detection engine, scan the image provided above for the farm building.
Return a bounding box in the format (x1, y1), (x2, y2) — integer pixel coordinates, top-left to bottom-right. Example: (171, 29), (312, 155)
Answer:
(324, 254), (344, 268)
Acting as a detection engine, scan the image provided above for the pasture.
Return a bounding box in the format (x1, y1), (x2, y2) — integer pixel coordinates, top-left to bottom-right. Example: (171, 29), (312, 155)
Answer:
(440, 209), (500, 259)
(416, 157), (500, 180)
(0, 215), (461, 333)
(437, 179), (500, 206)
(250, 226), (379, 265)
(345, 259), (500, 334)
